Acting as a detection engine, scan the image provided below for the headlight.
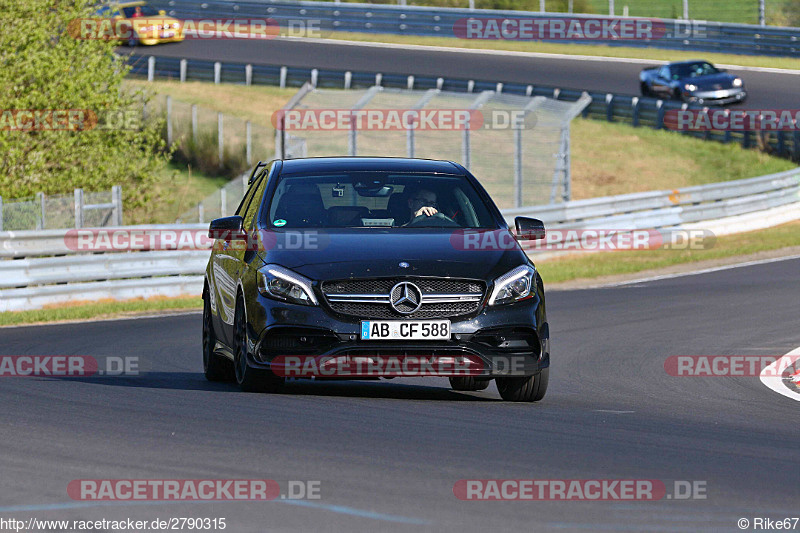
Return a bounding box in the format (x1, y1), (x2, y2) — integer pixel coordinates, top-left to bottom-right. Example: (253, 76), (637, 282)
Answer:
(257, 265), (318, 306)
(488, 265), (536, 306)
(684, 84), (698, 92)
(732, 78), (743, 87)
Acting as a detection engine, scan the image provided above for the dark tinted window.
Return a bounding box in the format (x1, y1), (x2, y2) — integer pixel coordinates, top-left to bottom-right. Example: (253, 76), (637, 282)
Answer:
(266, 173), (497, 229)
(122, 5), (160, 17)
(672, 62), (719, 78)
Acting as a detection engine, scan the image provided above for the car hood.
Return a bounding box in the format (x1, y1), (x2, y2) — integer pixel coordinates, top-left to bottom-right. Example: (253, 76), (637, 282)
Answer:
(257, 229), (529, 281)
(685, 72), (738, 89)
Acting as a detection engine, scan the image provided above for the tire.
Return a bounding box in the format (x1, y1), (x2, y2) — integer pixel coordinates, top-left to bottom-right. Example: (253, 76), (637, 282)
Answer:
(449, 376), (490, 391)
(496, 368), (549, 402)
(639, 82), (650, 97)
(202, 290), (233, 382)
(233, 295), (284, 393)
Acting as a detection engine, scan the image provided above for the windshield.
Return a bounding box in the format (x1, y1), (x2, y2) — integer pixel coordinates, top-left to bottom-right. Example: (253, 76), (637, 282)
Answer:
(121, 5), (160, 17)
(672, 62), (720, 79)
(265, 172), (498, 229)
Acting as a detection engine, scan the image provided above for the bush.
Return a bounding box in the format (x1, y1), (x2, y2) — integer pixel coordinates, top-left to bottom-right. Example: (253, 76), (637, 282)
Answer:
(0, 0), (171, 210)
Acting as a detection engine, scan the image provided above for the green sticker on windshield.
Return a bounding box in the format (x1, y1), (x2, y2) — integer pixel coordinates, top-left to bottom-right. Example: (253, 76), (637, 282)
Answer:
(273, 219), (286, 227)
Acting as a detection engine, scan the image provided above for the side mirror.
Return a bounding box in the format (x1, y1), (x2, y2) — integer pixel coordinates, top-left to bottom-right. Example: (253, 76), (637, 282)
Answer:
(514, 217), (546, 241)
(209, 216), (246, 241)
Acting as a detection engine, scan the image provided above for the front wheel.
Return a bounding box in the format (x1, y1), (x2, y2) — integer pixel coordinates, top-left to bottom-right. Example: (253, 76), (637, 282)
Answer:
(640, 82), (650, 97)
(496, 368), (548, 402)
(233, 296), (284, 393)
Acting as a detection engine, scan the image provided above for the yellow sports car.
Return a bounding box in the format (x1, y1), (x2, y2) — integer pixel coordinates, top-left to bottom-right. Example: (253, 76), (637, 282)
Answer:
(98, 1), (184, 46)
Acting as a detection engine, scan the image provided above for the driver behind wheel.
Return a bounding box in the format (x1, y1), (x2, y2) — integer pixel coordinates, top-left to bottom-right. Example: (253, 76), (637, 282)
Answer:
(407, 188), (438, 219)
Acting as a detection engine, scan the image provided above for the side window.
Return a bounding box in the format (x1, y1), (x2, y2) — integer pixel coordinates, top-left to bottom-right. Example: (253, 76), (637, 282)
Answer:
(658, 66), (670, 80)
(235, 177), (260, 217)
(242, 176), (268, 230)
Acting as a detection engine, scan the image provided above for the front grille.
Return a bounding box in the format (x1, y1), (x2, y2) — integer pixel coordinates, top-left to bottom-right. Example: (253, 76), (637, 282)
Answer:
(321, 277), (485, 319)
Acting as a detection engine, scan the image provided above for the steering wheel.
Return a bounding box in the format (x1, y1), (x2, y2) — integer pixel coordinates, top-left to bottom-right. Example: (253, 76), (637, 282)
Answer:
(406, 212), (460, 227)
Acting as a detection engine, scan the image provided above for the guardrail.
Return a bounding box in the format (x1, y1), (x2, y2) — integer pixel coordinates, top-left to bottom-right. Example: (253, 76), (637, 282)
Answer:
(1, 170), (798, 312)
(127, 54), (800, 162)
(153, 0), (800, 57)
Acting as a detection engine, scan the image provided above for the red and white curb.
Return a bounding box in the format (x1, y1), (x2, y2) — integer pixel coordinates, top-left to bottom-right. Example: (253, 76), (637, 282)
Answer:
(760, 346), (800, 402)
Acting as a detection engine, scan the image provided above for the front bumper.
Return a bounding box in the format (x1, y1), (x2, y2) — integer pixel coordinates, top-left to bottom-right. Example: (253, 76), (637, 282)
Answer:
(245, 291), (549, 378)
(684, 87), (747, 106)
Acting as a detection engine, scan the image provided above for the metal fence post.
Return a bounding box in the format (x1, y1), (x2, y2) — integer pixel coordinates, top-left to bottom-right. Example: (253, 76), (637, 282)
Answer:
(246, 121), (252, 165)
(37, 192), (45, 230)
(198, 202), (204, 224)
(214, 62), (221, 84)
(166, 95), (173, 145)
(147, 56), (155, 81)
(245, 64), (252, 86)
(280, 66), (287, 89)
(605, 93), (614, 122)
(311, 68), (318, 88)
(539, 0), (545, 12)
(609, 0), (614, 15)
(631, 97), (640, 127)
(218, 112), (224, 168)
(568, 0), (573, 13)
(656, 100), (665, 129)
(759, 0), (766, 26)
(469, 0), (474, 9)
(513, 128), (522, 208)
(112, 185), (123, 225)
(221, 187), (227, 216)
(375, 73), (382, 86)
(180, 59), (187, 82)
(407, 75), (414, 90)
(683, 0), (689, 19)
(191, 104), (198, 144)
(74, 188), (84, 229)
(344, 71), (352, 89)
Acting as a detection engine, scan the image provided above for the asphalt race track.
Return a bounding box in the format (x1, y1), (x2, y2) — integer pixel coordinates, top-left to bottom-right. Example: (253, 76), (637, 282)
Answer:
(126, 38), (800, 109)
(1, 257), (798, 532)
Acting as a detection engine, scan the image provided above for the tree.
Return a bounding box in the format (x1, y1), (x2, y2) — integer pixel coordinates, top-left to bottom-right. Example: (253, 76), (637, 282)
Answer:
(0, 0), (169, 205)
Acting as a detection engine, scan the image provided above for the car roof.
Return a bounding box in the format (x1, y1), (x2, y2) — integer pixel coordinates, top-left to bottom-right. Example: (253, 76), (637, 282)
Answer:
(113, 1), (148, 7)
(669, 59), (712, 66)
(278, 157), (465, 176)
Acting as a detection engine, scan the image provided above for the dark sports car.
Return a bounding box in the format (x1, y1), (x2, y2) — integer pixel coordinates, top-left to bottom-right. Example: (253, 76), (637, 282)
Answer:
(202, 157), (550, 402)
(640, 60), (746, 105)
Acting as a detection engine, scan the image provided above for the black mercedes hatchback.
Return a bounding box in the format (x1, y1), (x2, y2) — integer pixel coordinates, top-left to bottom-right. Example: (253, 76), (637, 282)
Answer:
(202, 157), (550, 402)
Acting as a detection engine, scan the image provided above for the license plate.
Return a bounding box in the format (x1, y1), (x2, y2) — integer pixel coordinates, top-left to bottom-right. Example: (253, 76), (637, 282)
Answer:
(361, 320), (450, 340)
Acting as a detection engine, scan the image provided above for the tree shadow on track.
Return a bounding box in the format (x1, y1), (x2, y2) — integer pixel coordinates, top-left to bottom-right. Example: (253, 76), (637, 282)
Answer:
(43, 372), (500, 401)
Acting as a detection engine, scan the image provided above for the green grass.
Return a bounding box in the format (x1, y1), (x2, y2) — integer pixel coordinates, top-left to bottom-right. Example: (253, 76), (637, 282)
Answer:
(319, 31), (800, 71)
(0, 297), (202, 327)
(126, 161), (229, 224)
(586, 0), (763, 24)
(536, 220), (800, 283)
